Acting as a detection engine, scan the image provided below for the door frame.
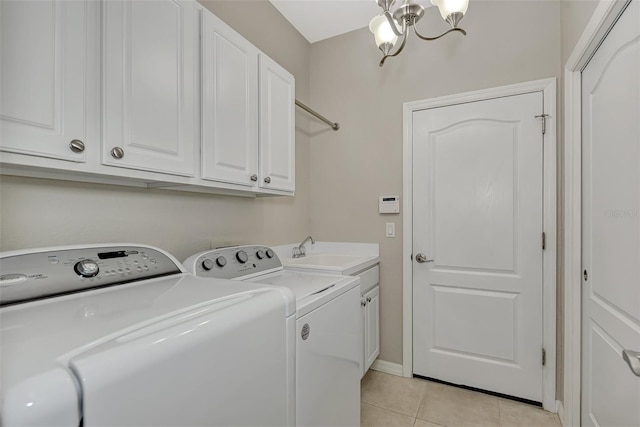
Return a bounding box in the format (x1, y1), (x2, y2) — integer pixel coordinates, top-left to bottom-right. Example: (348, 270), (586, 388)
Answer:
(563, 1), (632, 426)
(402, 78), (557, 411)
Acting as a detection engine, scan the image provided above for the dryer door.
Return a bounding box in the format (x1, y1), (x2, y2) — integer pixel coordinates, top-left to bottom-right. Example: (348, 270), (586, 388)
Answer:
(69, 290), (292, 426)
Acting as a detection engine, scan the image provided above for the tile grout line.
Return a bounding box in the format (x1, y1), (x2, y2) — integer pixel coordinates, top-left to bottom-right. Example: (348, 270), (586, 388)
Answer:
(360, 401), (420, 419)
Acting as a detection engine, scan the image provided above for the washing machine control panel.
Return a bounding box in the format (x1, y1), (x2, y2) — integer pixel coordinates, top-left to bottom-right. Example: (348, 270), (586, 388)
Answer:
(0, 245), (182, 306)
(185, 246), (282, 280)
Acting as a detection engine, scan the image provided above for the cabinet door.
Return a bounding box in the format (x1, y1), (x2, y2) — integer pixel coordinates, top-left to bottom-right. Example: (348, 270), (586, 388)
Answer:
(201, 11), (259, 187)
(0, 0), (87, 162)
(364, 286), (380, 372)
(102, 0), (197, 176)
(259, 54), (295, 192)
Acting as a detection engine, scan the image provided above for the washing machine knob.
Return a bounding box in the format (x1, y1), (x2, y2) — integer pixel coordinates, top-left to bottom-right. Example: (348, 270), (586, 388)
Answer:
(202, 259), (214, 271)
(256, 250), (265, 260)
(265, 249), (275, 259)
(236, 250), (248, 264)
(216, 256), (227, 268)
(74, 259), (99, 278)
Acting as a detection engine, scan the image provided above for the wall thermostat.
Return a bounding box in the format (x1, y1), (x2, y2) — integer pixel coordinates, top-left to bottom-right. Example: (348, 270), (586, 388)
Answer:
(379, 196), (400, 214)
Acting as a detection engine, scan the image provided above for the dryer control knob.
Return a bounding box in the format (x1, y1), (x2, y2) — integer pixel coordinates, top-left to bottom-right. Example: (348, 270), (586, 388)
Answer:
(216, 256), (227, 268)
(236, 250), (248, 264)
(265, 249), (275, 259)
(256, 250), (265, 260)
(202, 259), (214, 271)
(74, 259), (99, 278)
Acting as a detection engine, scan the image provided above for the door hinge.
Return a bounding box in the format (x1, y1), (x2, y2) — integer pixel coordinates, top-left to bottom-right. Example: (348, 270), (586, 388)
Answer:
(535, 114), (550, 135)
(542, 232), (546, 250)
(542, 348), (546, 366)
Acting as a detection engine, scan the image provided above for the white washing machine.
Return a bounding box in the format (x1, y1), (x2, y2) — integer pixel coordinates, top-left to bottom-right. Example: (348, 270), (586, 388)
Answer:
(0, 244), (295, 426)
(184, 245), (362, 427)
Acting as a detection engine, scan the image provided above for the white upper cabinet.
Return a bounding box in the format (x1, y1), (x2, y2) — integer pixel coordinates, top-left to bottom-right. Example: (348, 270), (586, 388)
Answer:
(259, 54), (295, 193)
(101, 0), (198, 177)
(0, 0), (88, 162)
(201, 12), (259, 187)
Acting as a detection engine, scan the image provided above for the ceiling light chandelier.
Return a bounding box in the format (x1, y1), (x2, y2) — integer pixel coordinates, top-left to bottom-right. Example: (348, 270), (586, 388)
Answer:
(369, 0), (469, 66)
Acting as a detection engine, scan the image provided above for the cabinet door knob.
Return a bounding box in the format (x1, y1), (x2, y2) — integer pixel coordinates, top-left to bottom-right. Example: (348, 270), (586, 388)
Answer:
(264, 176), (271, 184)
(69, 139), (85, 153)
(367, 296), (372, 302)
(250, 174), (258, 182)
(361, 300), (367, 307)
(110, 147), (125, 159)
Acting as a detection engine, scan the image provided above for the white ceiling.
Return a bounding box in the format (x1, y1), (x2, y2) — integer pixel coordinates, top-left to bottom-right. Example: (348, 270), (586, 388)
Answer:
(269, 0), (436, 44)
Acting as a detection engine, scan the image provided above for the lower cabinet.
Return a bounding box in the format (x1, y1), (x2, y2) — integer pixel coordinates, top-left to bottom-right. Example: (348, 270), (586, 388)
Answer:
(361, 285), (380, 377)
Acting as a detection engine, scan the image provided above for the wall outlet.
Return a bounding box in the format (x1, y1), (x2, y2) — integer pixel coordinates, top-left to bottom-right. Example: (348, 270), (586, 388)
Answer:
(386, 223), (396, 238)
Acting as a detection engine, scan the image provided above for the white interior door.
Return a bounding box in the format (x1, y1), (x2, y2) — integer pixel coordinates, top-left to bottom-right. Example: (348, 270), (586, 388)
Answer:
(412, 92), (545, 402)
(581, 1), (640, 425)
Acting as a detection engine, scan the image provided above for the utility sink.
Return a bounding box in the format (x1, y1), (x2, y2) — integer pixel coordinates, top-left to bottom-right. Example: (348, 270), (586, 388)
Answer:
(282, 252), (379, 275)
(288, 254), (363, 268)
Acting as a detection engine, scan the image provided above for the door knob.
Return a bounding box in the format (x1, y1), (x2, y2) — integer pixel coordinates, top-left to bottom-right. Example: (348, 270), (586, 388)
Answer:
(250, 174), (258, 182)
(415, 253), (433, 263)
(264, 176), (271, 184)
(622, 350), (640, 377)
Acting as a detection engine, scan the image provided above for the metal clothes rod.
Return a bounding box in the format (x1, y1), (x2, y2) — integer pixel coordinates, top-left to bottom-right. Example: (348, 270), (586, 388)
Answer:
(295, 100), (340, 131)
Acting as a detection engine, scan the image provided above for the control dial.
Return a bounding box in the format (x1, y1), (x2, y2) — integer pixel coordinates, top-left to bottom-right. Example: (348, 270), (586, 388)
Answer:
(74, 259), (99, 278)
(216, 256), (227, 268)
(266, 249), (275, 259)
(202, 259), (214, 271)
(256, 250), (265, 260)
(236, 250), (248, 264)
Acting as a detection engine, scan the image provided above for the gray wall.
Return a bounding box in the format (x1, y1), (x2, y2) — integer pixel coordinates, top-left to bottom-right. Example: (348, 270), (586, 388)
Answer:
(0, 1), (312, 262)
(308, 1), (562, 367)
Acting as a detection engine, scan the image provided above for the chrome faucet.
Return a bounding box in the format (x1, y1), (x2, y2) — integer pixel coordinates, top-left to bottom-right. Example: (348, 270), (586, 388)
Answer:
(292, 236), (315, 258)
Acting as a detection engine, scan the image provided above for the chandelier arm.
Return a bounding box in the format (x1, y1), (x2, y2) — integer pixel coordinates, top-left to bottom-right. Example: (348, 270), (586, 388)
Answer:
(384, 10), (405, 37)
(412, 25), (466, 41)
(379, 30), (409, 67)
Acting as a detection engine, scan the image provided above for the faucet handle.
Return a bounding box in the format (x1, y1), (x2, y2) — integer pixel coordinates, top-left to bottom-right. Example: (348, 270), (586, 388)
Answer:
(292, 247), (302, 258)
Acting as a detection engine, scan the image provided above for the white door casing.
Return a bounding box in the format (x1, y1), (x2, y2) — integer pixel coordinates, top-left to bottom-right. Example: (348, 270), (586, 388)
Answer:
(0, 0), (87, 162)
(581, 1), (640, 425)
(102, 0), (197, 177)
(412, 92), (544, 402)
(201, 10), (259, 187)
(403, 78), (557, 411)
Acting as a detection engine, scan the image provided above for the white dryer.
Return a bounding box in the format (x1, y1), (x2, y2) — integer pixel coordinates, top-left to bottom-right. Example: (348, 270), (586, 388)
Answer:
(0, 244), (295, 426)
(184, 245), (361, 427)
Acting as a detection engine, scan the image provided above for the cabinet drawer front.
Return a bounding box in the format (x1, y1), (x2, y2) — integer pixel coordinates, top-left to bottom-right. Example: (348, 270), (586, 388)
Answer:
(201, 11), (258, 187)
(102, 0), (197, 177)
(1, 0), (87, 162)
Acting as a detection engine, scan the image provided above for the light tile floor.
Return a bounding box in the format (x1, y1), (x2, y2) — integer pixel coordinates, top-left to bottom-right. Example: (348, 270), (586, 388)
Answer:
(361, 371), (562, 427)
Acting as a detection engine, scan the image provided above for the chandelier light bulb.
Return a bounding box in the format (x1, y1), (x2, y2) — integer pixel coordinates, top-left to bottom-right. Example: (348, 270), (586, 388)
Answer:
(431, 0), (469, 21)
(369, 14), (399, 49)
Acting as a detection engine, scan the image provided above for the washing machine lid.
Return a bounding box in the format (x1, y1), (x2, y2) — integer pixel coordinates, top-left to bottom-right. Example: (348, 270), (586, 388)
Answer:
(245, 270), (360, 317)
(1, 273), (291, 425)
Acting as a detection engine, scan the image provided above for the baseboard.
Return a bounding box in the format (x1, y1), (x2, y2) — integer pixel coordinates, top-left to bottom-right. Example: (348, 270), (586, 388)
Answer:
(557, 400), (565, 426)
(370, 359), (404, 377)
